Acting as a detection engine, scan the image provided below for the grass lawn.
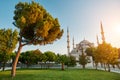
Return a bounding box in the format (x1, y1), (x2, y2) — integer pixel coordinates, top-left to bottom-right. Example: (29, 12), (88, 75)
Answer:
(0, 69), (120, 80)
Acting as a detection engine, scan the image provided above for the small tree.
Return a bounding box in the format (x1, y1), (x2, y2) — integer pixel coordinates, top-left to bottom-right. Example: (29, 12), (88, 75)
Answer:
(0, 52), (10, 71)
(44, 51), (56, 62)
(56, 54), (68, 70)
(12, 1), (63, 77)
(93, 50), (99, 69)
(41, 54), (48, 68)
(79, 49), (88, 69)
(79, 54), (88, 69)
(33, 49), (42, 63)
(44, 51), (56, 68)
(67, 56), (76, 67)
(85, 47), (96, 67)
(19, 49), (42, 67)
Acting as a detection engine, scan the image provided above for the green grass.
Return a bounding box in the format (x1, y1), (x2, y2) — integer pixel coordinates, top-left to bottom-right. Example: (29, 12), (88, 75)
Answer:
(0, 69), (120, 80)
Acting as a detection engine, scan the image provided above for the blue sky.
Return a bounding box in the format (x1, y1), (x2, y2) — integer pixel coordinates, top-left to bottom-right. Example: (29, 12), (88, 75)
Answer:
(0, 0), (120, 54)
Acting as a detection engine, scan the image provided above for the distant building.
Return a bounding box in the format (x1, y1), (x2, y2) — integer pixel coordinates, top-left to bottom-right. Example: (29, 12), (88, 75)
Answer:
(70, 39), (94, 61)
(66, 22), (108, 67)
(67, 28), (94, 67)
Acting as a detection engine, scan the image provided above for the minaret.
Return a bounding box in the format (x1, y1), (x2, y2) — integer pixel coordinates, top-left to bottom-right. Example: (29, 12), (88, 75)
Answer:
(73, 37), (75, 49)
(100, 21), (105, 43)
(96, 35), (99, 45)
(67, 27), (70, 56)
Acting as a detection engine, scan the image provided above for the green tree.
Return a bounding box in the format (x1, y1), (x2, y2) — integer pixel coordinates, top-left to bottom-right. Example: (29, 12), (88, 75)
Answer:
(67, 56), (76, 67)
(33, 49), (42, 63)
(41, 54), (48, 63)
(0, 52), (10, 71)
(11, 52), (16, 64)
(79, 49), (88, 69)
(56, 55), (76, 69)
(19, 50), (41, 67)
(85, 47), (95, 56)
(44, 51), (56, 62)
(79, 54), (88, 69)
(44, 51), (56, 68)
(56, 54), (68, 70)
(0, 29), (18, 71)
(12, 1), (63, 77)
(85, 47), (96, 67)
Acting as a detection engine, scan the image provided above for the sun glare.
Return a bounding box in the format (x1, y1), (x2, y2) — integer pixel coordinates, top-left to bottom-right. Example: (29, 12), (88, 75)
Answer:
(115, 24), (120, 34)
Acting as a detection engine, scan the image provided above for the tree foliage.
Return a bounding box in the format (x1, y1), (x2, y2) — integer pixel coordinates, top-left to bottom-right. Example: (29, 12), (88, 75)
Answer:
(13, 1), (63, 45)
(40, 54), (48, 63)
(33, 49), (42, 62)
(85, 47), (95, 56)
(79, 48), (88, 69)
(94, 43), (119, 71)
(19, 49), (42, 67)
(12, 1), (63, 77)
(79, 54), (88, 69)
(0, 29), (18, 54)
(0, 29), (18, 71)
(118, 48), (120, 59)
(44, 51), (56, 62)
(56, 54), (68, 70)
(67, 56), (76, 67)
(85, 47), (96, 67)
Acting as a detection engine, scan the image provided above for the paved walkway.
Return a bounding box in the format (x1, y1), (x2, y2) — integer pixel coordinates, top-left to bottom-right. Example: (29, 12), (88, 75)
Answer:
(0, 67), (20, 71)
(97, 67), (120, 73)
(0, 67), (11, 71)
(0, 67), (120, 74)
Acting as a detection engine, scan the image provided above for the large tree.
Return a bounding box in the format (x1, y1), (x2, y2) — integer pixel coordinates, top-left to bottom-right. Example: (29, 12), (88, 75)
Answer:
(11, 1), (63, 77)
(0, 29), (18, 71)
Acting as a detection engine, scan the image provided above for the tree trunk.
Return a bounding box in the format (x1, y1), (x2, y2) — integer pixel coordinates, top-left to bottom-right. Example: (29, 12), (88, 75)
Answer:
(41, 63), (42, 69)
(2, 61), (6, 71)
(95, 63), (98, 70)
(104, 63), (106, 71)
(48, 62), (50, 69)
(61, 62), (64, 70)
(11, 45), (22, 77)
(82, 65), (85, 69)
(0, 62), (1, 69)
(117, 64), (120, 69)
(112, 65), (115, 69)
(108, 64), (111, 72)
(92, 57), (94, 67)
(92, 61), (94, 67)
(101, 63), (103, 68)
(45, 62), (47, 69)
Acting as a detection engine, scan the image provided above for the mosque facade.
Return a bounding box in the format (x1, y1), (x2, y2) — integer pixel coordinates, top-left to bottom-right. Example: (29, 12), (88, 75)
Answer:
(70, 39), (94, 61)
